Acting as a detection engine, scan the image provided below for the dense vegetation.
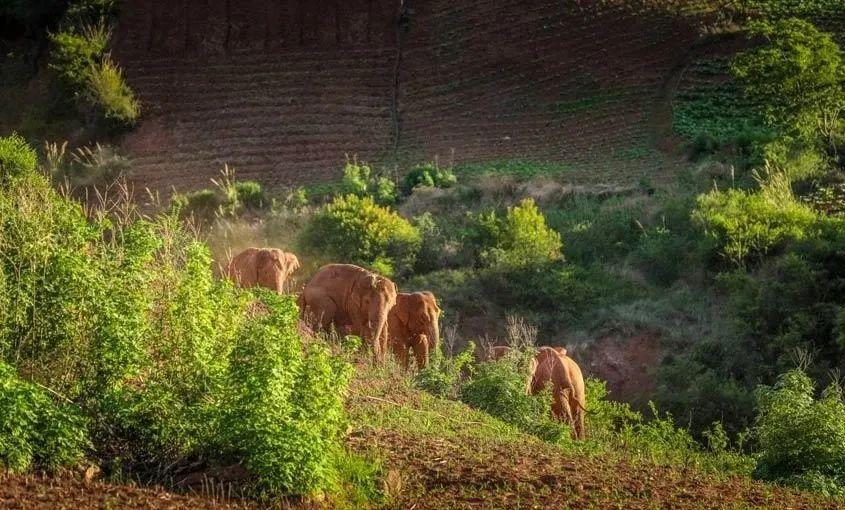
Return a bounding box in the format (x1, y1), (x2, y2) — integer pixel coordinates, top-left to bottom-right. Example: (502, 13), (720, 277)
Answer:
(0, 135), (353, 500)
(3, 1), (845, 507)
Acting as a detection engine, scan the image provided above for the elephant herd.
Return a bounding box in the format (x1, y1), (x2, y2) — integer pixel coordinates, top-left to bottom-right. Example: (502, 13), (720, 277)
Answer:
(227, 247), (586, 439)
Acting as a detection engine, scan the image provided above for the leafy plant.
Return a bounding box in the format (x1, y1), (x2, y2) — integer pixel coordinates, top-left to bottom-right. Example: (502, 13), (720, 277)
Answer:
(0, 132), (38, 179)
(0, 362), (89, 473)
(478, 198), (563, 268)
(299, 194), (421, 277)
(732, 19), (845, 149)
(693, 187), (817, 265)
(85, 57), (140, 125)
(340, 158), (397, 205)
(401, 161), (457, 195)
(754, 369), (845, 497)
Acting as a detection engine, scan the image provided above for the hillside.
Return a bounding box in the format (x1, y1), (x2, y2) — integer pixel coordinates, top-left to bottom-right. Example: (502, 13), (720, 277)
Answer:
(2, 363), (837, 510)
(113, 0), (710, 192)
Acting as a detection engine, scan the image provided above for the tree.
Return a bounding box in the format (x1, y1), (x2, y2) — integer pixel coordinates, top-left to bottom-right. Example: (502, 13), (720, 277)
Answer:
(732, 19), (845, 151)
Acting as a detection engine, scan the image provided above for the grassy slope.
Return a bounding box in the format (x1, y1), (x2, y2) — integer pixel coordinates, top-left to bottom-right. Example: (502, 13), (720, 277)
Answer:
(346, 364), (835, 510)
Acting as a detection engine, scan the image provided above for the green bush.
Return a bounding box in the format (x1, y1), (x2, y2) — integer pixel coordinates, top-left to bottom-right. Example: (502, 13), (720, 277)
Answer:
(0, 138), (353, 497)
(0, 362), (89, 473)
(234, 180), (266, 209)
(693, 188), (817, 265)
(629, 226), (696, 286)
(172, 171), (267, 221)
(0, 133), (38, 179)
(49, 23), (110, 89)
(546, 196), (643, 265)
(401, 162), (457, 195)
(754, 369), (845, 496)
(732, 19), (845, 148)
(86, 58), (140, 125)
(415, 343), (475, 399)
(49, 3), (140, 128)
(459, 354), (568, 443)
(221, 291), (351, 496)
(299, 194), (421, 277)
(478, 198), (562, 268)
(340, 159), (396, 205)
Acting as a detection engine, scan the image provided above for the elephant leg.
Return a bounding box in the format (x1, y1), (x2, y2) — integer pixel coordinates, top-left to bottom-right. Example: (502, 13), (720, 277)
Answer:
(558, 388), (576, 439)
(411, 335), (429, 370)
(573, 398), (586, 440)
(392, 340), (409, 370)
(306, 296), (337, 333)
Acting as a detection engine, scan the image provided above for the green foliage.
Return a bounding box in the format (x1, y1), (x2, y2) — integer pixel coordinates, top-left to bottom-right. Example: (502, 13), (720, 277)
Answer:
(414, 343), (476, 399)
(732, 19), (845, 147)
(477, 198), (562, 268)
(754, 369), (845, 496)
(0, 138), (351, 497)
(0, 362), (89, 473)
(401, 162), (457, 195)
(629, 225), (696, 286)
(0, 133), (38, 179)
(172, 167), (267, 221)
(234, 180), (266, 209)
(673, 78), (773, 158)
(459, 354), (568, 443)
(49, 2), (139, 128)
(49, 23), (110, 88)
(221, 291), (352, 496)
(546, 195), (644, 265)
(340, 158), (397, 205)
(85, 57), (140, 125)
(693, 187), (817, 265)
(299, 194), (421, 277)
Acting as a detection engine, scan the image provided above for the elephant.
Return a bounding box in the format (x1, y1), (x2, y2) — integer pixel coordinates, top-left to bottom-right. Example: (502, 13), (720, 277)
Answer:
(298, 264), (397, 362)
(388, 292), (441, 370)
(527, 346), (586, 439)
(227, 248), (300, 293)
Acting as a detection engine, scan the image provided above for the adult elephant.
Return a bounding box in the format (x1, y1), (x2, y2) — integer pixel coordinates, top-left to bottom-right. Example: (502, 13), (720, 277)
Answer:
(527, 346), (586, 439)
(299, 264), (397, 362)
(388, 292), (441, 370)
(227, 248), (300, 293)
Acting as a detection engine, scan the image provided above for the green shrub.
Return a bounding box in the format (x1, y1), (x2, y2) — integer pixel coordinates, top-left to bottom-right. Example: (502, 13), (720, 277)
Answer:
(234, 180), (266, 209)
(340, 158), (396, 205)
(49, 4), (140, 128)
(479, 198), (562, 268)
(401, 162), (457, 195)
(221, 291), (352, 496)
(415, 343), (475, 399)
(299, 194), (421, 277)
(629, 226), (695, 286)
(732, 19), (845, 148)
(459, 354), (568, 443)
(172, 170), (267, 221)
(0, 133), (38, 179)
(546, 196), (643, 265)
(754, 369), (845, 496)
(0, 138), (353, 497)
(49, 23), (110, 89)
(693, 188), (817, 265)
(0, 362), (89, 473)
(86, 58), (140, 125)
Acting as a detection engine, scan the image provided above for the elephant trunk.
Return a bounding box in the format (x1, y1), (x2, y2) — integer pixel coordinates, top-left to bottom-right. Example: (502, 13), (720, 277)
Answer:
(370, 311), (388, 362)
(428, 319), (440, 354)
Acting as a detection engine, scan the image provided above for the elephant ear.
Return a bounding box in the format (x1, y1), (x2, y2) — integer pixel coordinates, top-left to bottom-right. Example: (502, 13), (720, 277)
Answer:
(286, 253), (300, 271)
(421, 291), (441, 314)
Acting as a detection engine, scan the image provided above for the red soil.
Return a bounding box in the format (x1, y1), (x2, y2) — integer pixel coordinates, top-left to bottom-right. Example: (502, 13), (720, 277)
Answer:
(112, 0), (712, 193)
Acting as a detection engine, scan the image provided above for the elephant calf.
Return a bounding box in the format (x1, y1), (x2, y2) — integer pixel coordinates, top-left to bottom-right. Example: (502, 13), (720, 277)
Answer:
(528, 346), (586, 440)
(227, 248), (300, 294)
(388, 292), (441, 370)
(299, 264), (397, 362)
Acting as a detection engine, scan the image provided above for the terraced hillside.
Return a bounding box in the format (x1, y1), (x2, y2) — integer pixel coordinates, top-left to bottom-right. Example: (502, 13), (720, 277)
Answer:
(113, 0), (719, 192)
